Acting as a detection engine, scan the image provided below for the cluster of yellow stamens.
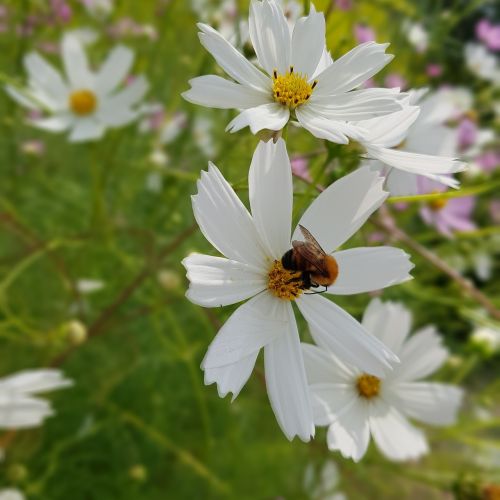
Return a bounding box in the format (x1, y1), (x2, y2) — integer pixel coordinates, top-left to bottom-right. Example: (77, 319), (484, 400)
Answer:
(69, 89), (97, 116)
(272, 66), (317, 109)
(428, 191), (448, 212)
(356, 374), (381, 399)
(267, 260), (303, 300)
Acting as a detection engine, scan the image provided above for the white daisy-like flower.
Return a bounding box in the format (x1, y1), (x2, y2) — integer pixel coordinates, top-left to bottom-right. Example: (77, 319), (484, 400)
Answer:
(465, 43), (500, 85)
(5, 33), (148, 143)
(0, 369), (72, 429)
(357, 90), (467, 195)
(183, 139), (414, 441)
(303, 299), (463, 462)
(183, 0), (405, 144)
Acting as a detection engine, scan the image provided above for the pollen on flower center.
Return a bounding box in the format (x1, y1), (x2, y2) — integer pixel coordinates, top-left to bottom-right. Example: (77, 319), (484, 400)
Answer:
(356, 374), (381, 399)
(69, 89), (97, 116)
(268, 260), (304, 300)
(272, 66), (317, 109)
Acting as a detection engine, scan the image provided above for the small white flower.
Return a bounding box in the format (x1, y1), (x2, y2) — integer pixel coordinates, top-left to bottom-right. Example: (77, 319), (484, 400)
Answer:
(470, 325), (500, 353)
(183, 0), (404, 144)
(356, 91), (467, 195)
(81, 0), (113, 19)
(0, 489), (25, 500)
(6, 33), (148, 142)
(183, 139), (413, 441)
(465, 43), (500, 84)
(405, 22), (429, 53)
(0, 369), (72, 429)
(304, 299), (463, 462)
(76, 278), (104, 294)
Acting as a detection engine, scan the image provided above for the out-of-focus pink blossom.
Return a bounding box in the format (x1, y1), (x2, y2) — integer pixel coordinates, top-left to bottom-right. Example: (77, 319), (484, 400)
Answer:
(385, 73), (407, 90)
(418, 177), (476, 237)
(476, 19), (500, 51)
(21, 140), (45, 156)
(108, 17), (157, 40)
(426, 63), (443, 77)
(476, 150), (500, 172)
(393, 202), (409, 212)
(354, 24), (375, 43)
(362, 77), (376, 89)
(457, 118), (478, 150)
(367, 231), (386, 243)
(489, 200), (500, 224)
(290, 155), (312, 182)
(51, 0), (72, 23)
(335, 0), (352, 11)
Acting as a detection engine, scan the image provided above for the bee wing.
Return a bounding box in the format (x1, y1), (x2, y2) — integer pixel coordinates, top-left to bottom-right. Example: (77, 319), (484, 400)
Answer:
(298, 225), (327, 255)
(291, 241), (330, 277)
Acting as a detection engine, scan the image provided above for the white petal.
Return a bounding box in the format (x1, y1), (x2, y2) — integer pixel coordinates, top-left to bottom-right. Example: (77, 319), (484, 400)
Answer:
(366, 145), (467, 177)
(61, 34), (94, 89)
(197, 23), (270, 90)
(0, 396), (53, 429)
(295, 106), (353, 144)
(182, 253), (266, 307)
(100, 75), (149, 112)
(310, 89), (405, 121)
(31, 114), (73, 132)
(96, 45), (133, 95)
(361, 299), (412, 355)
(302, 343), (354, 385)
(327, 247), (414, 295)
(182, 75), (270, 109)
(388, 382), (463, 426)
(68, 117), (105, 142)
(0, 369), (72, 394)
(384, 168), (419, 196)
(226, 102), (289, 134)
(293, 167), (387, 252)
(23, 52), (68, 107)
(204, 351), (258, 401)
(264, 302), (314, 442)
(5, 85), (41, 110)
(315, 42), (393, 96)
(356, 106), (420, 147)
(369, 399), (429, 461)
(326, 399), (371, 462)
(192, 162), (268, 268)
(297, 294), (398, 377)
(249, 139), (292, 259)
(201, 292), (283, 369)
(290, 9), (325, 77)
(392, 326), (448, 381)
(96, 106), (138, 127)
(249, 0), (291, 75)
(309, 382), (357, 426)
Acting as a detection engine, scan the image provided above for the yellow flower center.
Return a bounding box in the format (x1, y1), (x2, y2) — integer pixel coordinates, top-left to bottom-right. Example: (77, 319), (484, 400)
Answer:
(428, 191), (448, 211)
(272, 66), (316, 109)
(69, 89), (97, 116)
(356, 374), (381, 399)
(268, 260), (304, 300)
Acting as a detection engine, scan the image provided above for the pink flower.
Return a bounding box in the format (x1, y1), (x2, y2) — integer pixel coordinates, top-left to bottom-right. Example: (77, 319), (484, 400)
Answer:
(489, 200), (500, 224)
(335, 0), (352, 11)
(418, 178), (476, 237)
(426, 63), (443, 77)
(385, 73), (407, 90)
(476, 19), (500, 51)
(457, 118), (478, 151)
(354, 24), (375, 43)
(476, 150), (500, 173)
(290, 155), (312, 182)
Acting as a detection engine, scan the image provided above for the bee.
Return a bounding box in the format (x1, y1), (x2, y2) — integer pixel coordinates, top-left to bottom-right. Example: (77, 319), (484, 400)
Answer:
(281, 225), (339, 291)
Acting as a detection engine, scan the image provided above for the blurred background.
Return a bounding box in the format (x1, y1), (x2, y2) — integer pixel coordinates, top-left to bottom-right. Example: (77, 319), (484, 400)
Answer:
(0, 0), (499, 498)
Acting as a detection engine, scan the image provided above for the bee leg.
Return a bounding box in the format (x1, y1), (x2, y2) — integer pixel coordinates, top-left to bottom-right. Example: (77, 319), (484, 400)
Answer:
(304, 282), (328, 295)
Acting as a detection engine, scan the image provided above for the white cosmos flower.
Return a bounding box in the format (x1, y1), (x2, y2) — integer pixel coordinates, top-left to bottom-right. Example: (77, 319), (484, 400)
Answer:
(357, 90), (467, 195)
(182, 139), (414, 441)
(5, 33), (148, 143)
(0, 369), (72, 429)
(465, 43), (500, 85)
(182, 0), (405, 144)
(303, 299), (463, 462)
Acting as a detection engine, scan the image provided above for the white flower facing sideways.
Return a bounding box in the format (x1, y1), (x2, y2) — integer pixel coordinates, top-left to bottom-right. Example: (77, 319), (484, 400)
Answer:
(182, 0), (406, 144)
(0, 369), (72, 429)
(183, 139), (414, 441)
(5, 33), (149, 142)
(303, 299), (463, 462)
(356, 91), (467, 196)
